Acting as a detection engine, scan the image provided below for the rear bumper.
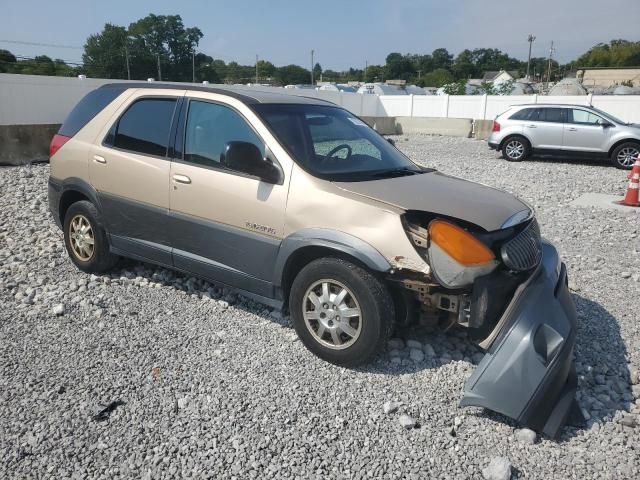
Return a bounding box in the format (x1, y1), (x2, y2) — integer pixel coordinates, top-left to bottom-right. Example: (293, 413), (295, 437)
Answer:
(461, 240), (580, 438)
(488, 141), (500, 150)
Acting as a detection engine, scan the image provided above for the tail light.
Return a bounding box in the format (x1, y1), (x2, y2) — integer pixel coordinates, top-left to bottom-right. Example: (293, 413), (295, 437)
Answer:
(492, 120), (501, 132)
(49, 134), (71, 158)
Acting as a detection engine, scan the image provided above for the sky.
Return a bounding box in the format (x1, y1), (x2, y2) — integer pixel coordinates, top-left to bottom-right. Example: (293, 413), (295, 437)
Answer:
(1, 0), (639, 70)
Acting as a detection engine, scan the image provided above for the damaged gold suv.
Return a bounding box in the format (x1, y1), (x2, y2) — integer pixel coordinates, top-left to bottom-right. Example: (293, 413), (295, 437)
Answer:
(49, 83), (580, 437)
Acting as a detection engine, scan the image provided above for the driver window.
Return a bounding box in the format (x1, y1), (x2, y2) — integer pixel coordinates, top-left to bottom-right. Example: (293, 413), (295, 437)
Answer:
(570, 109), (605, 125)
(184, 100), (264, 173)
(307, 113), (382, 162)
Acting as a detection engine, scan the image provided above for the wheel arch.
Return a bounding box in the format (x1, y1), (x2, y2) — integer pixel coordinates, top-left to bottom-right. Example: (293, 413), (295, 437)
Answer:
(274, 229), (392, 308)
(608, 138), (640, 158)
(500, 133), (532, 150)
(57, 177), (102, 225)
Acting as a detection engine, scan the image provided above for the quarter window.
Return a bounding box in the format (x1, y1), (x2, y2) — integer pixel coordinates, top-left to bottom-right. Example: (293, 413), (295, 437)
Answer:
(111, 98), (177, 156)
(183, 100), (264, 174)
(509, 108), (536, 121)
(569, 109), (605, 125)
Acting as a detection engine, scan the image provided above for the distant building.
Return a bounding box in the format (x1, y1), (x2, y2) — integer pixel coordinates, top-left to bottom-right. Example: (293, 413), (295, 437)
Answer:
(481, 70), (519, 84)
(577, 67), (640, 87)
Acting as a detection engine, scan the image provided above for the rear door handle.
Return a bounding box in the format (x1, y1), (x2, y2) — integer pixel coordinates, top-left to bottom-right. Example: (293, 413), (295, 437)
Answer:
(567, 127), (578, 132)
(93, 155), (106, 164)
(526, 124), (536, 128)
(172, 174), (191, 184)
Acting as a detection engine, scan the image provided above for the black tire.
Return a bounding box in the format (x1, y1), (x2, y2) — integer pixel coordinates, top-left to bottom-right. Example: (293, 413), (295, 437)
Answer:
(610, 142), (640, 170)
(63, 200), (119, 273)
(501, 136), (530, 162)
(289, 257), (395, 367)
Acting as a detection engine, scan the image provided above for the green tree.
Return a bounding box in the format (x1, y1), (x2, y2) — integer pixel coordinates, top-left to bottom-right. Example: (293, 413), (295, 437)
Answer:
(575, 40), (640, 67)
(384, 52), (415, 80)
(313, 62), (322, 81)
(275, 64), (311, 85)
(0, 49), (17, 73)
(422, 68), (453, 87)
(441, 80), (466, 95)
(364, 64), (384, 82)
(431, 48), (453, 70)
(452, 49), (477, 80)
(128, 14), (203, 81)
(83, 23), (129, 79)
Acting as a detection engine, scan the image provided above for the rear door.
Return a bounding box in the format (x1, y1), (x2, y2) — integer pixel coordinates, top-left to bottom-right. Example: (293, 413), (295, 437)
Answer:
(563, 108), (612, 153)
(168, 94), (291, 298)
(90, 89), (184, 264)
(524, 107), (566, 150)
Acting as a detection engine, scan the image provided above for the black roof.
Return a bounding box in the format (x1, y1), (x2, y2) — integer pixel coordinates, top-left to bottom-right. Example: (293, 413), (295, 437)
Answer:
(98, 82), (336, 107)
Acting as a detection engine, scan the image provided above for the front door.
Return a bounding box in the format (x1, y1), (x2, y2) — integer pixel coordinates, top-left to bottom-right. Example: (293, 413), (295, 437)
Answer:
(168, 97), (290, 298)
(563, 108), (612, 153)
(89, 91), (183, 264)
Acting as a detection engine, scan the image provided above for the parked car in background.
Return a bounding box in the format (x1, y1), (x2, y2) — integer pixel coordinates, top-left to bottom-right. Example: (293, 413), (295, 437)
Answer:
(49, 83), (581, 437)
(488, 104), (640, 169)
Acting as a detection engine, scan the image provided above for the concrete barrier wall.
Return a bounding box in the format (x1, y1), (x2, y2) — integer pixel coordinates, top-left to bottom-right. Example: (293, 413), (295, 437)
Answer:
(473, 120), (495, 140)
(0, 124), (60, 165)
(395, 117), (473, 137)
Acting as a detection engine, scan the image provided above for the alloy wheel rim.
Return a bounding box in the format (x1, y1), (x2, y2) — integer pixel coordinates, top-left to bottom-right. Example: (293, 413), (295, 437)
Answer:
(69, 214), (95, 261)
(617, 147), (639, 167)
(303, 279), (362, 350)
(506, 140), (524, 159)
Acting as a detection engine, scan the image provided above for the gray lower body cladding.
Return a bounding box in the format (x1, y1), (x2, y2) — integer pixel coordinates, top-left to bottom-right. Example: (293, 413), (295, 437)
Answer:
(461, 241), (580, 437)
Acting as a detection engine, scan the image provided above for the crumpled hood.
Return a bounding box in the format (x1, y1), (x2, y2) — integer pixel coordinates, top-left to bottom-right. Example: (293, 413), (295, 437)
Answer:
(335, 171), (530, 232)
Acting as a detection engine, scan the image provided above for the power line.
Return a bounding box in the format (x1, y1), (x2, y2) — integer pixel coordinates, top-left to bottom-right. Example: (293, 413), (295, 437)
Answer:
(0, 39), (83, 49)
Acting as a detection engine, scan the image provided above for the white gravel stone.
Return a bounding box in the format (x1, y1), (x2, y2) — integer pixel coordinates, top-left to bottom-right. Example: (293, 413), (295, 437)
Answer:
(482, 457), (512, 480)
(383, 401), (402, 414)
(409, 348), (425, 363)
(52, 304), (65, 316)
(399, 414), (416, 429)
(515, 428), (537, 445)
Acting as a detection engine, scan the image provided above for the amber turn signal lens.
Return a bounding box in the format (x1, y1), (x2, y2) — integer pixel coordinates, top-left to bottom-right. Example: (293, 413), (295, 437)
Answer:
(428, 220), (495, 266)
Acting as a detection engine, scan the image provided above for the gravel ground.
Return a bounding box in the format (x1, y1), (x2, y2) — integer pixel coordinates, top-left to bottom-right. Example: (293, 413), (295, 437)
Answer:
(1, 135), (639, 479)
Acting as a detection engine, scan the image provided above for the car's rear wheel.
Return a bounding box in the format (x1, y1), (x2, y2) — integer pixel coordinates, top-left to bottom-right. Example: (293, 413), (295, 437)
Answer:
(611, 142), (640, 169)
(63, 200), (119, 273)
(289, 257), (394, 367)
(502, 136), (530, 162)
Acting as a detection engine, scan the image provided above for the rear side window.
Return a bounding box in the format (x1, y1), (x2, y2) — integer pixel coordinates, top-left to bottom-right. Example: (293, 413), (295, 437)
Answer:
(538, 108), (565, 123)
(59, 87), (125, 137)
(509, 108), (536, 121)
(110, 98), (177, 157)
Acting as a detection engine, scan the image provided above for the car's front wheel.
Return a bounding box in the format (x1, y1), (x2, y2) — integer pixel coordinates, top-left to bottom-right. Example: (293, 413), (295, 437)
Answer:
(289, 257), (394, 367)
(611, 142), (640, 169)
(502, 136), (530, 162)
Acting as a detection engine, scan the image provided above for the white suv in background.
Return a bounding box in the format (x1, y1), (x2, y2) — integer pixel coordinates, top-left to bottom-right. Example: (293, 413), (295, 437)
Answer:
(488, 104), (640, 169)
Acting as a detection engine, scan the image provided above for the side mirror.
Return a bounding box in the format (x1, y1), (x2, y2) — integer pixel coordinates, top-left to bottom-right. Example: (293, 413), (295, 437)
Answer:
(386, 137), (396, 146)
(601, 121), (615, 128)
(222, 141), (283, 184)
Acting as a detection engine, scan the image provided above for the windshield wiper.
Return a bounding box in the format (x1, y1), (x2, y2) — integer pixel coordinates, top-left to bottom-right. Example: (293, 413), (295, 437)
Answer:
(369, 167), (422, 178)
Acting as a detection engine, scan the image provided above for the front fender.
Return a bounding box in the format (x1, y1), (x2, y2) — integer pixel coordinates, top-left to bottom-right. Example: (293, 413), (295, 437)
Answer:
(273, 228), (392, 287)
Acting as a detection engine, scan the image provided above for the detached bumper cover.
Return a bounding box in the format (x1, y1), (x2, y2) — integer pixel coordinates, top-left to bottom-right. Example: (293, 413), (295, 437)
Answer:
(461, 241), (579, 438)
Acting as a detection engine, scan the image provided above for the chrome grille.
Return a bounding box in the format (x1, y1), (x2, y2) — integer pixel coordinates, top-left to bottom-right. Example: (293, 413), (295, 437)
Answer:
(501, 218), (542, 271)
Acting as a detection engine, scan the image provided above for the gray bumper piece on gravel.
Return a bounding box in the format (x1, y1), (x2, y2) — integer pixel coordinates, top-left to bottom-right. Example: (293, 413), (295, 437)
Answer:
(461, 240), (583, 438)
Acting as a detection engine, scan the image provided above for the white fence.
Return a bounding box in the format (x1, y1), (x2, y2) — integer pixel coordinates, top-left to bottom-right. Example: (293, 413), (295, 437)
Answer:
(379, 93), (640, 123)
(2, 73), (640, 125)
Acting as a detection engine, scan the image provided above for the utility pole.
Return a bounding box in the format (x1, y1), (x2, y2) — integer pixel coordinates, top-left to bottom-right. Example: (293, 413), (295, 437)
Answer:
(125, 45), (131, 80)
(526, 34), (536, 81)
(310, 49), (314, 85)
(192, 50), (196, 83)
(255, 54), (259, 84)
(364, 60), (368, 82)
(157, 54), (162, 81)
(546, 41), (555, 89)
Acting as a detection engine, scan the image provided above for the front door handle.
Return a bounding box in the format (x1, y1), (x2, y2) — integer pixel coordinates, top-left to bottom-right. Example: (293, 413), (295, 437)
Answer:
(526, 124), (537, 128)
(93, 155), (106, 164)
(567, 127), (578, 132)
(172, 174), (191, 184)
